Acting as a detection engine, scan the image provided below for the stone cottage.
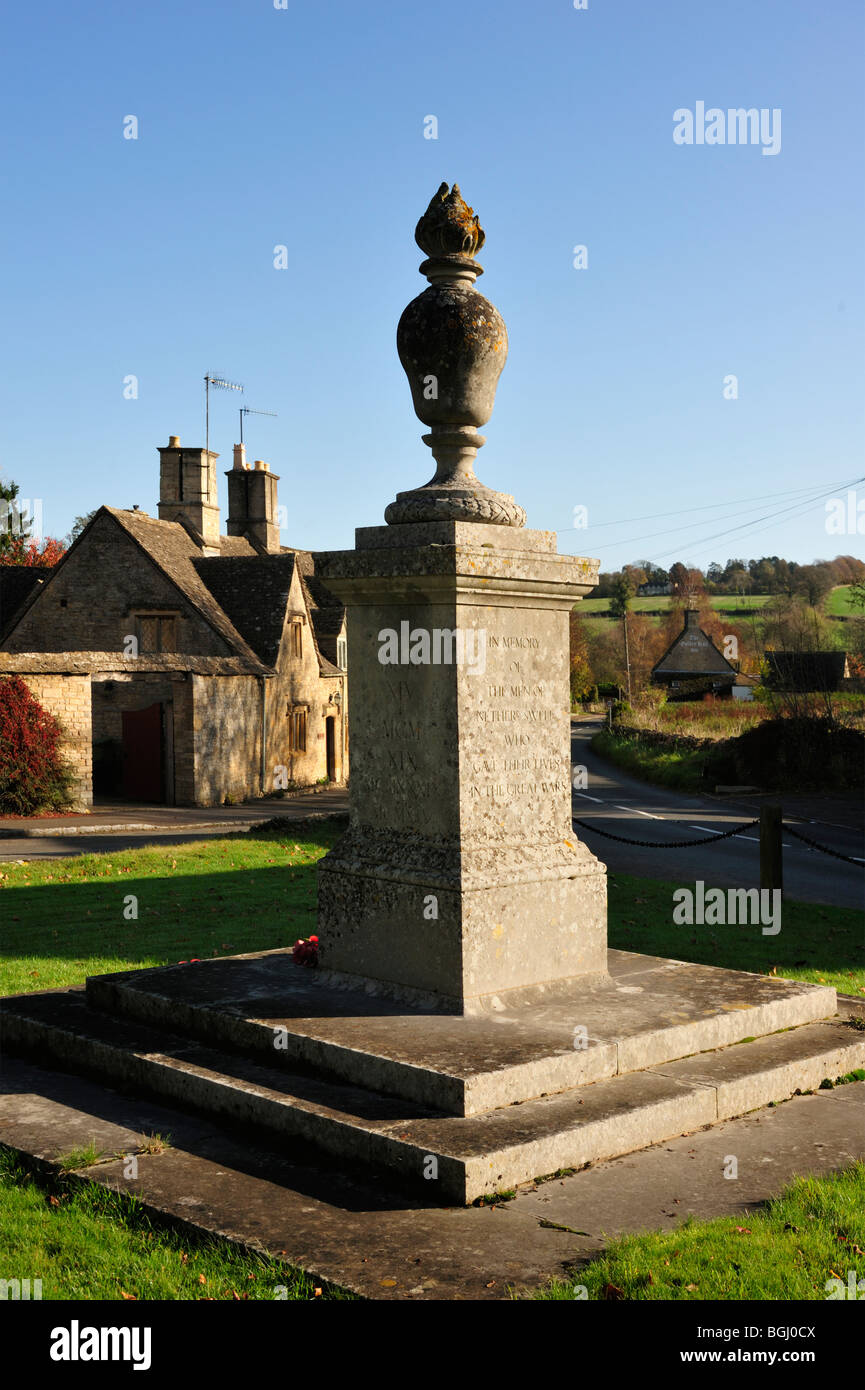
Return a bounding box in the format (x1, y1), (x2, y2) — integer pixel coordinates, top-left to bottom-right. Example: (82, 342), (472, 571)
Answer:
(651, 608), (737, 699)
(0, 437), (347, 808)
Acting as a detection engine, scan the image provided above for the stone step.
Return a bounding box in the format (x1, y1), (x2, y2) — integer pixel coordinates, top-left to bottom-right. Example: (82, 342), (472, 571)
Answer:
(84, 947), (837, 1116)
(3, 987), (863, 1203)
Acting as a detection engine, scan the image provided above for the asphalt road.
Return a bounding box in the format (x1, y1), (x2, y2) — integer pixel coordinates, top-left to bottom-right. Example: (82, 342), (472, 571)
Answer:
(570, 718), (864, 910)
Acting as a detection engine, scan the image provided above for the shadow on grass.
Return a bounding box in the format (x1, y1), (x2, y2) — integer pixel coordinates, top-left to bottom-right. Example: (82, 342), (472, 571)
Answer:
(0, 823), (344, 995)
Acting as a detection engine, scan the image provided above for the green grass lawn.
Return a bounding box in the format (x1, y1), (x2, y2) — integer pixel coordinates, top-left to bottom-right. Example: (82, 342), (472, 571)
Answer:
(579, 595), (772, 617)
(0, 818), (345, 995)
(607, 871), (864, 996)
(826, 584), (857, 616)
(0, 1147), (353, 1300)
(532, 1162), (865, 1300)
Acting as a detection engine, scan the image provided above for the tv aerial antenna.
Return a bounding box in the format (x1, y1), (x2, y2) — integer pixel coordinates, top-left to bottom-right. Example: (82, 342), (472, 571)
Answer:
(239, 406), (278, 447)
(204, 373), (243, 456)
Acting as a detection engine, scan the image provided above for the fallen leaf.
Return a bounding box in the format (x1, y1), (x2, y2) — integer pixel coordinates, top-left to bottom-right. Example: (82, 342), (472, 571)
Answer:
(198, 1274), (207, 1285)
(121, 1291), (137, 1300)
(734, 1226), (752, 1234)
(603, 1282), (625, 1300)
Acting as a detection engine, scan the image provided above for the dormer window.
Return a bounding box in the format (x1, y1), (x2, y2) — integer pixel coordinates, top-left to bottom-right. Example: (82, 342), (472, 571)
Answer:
(291, 618), (303, 658)
(337, 635), (347, 670)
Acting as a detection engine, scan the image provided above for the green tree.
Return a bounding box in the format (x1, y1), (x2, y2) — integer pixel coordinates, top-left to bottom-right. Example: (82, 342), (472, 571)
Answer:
(609, 574), (634, 620)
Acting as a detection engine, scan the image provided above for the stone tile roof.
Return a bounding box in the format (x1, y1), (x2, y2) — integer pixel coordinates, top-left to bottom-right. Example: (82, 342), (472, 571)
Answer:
(218, 535), (259, 557)
(0, 566), (53, 638)
(193, 553), (298, 667)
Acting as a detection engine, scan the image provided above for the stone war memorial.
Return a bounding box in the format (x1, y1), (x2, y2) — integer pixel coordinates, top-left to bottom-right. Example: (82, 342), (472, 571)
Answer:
(3, 186), (863, 1205)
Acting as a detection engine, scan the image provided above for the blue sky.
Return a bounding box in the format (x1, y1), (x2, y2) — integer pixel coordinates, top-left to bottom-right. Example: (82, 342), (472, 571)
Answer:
(1, 0), (862, 571)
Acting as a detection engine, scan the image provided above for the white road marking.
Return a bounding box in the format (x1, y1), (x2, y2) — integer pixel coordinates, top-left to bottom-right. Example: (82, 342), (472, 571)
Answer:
(575, 793), (604, 803)
(691, 825), (794, 848)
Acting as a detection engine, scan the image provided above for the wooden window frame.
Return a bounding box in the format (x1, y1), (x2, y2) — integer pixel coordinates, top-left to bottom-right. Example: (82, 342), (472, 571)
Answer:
(135, 612), (178, 654)
(287, 704), (308, 753)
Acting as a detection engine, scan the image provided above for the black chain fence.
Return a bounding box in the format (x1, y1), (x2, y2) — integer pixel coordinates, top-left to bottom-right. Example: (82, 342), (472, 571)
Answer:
(572, 815), (864, 866)
(782, 823), (864, 867)
(572, 818), (759, 850)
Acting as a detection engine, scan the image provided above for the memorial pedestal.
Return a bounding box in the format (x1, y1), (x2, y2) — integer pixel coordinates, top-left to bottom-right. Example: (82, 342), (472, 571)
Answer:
(316, 521), (606, 1011)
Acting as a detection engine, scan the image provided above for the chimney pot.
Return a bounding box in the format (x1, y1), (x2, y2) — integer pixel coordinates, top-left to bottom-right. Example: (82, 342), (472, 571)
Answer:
(254, 459), (268, 472)
(233, 443), (247, 471)
(168, 435), (180, 448)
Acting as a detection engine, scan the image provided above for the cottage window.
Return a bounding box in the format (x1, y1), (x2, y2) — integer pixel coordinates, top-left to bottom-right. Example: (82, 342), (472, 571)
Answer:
(337, 635), (347, 670)
(136, 614), (178, 653)
(287, 706), (307, 753)
(291, 619), (303, 658)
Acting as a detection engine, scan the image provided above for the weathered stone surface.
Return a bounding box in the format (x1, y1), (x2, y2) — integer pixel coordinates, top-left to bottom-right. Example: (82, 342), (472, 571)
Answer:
(2, 977), (859, 1203)
(79, 948), (836, 1115)
(387, 184), (524, 529)
(315, 523), (604, 1009)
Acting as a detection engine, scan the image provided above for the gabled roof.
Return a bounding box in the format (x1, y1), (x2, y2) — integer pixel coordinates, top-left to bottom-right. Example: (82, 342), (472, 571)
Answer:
(104, 509), (270, 672)
(291, 551), (345, 675)
(652, 620), (737, 677)
(193, 553), (298, 667)
(0, 506), (346, 680)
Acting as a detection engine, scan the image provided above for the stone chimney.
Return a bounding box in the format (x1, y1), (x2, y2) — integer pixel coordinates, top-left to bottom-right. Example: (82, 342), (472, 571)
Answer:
(157, 436), (220, 548)
(225, 450), (281, 552)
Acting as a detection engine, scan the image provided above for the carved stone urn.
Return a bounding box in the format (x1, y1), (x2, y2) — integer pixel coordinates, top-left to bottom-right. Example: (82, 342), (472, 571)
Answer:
(385, 183), (526, 527)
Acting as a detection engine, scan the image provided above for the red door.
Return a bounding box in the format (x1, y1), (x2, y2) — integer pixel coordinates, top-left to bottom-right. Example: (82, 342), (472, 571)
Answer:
(121, 703), (165, 802)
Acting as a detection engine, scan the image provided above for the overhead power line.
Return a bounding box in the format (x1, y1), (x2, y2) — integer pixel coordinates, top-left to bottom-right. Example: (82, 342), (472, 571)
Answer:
(556, 475), (862, 560)
(641, 476), (864, 565)
(553, 481), (847, 534)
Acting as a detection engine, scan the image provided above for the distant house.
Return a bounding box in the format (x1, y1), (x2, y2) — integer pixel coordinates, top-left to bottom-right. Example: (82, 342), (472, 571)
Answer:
(764, 650), (849, 693)
(651, 609), (737, 699)
(0, 437), (347, 809)
(637, 581), (672, 597)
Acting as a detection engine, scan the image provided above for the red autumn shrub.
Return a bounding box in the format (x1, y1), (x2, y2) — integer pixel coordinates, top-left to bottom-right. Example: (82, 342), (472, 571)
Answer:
(0, 675), (73, 814)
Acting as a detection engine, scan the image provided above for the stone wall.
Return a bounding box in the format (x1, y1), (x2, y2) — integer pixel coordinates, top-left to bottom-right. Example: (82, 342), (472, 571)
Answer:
(191, 675), (262, 805)
(10, 672), (92, 810)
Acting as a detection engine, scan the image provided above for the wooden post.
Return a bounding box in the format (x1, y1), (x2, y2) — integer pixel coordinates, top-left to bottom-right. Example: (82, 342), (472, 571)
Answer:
(760, 804), (783, 896)
(623, 613), (632, 702)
